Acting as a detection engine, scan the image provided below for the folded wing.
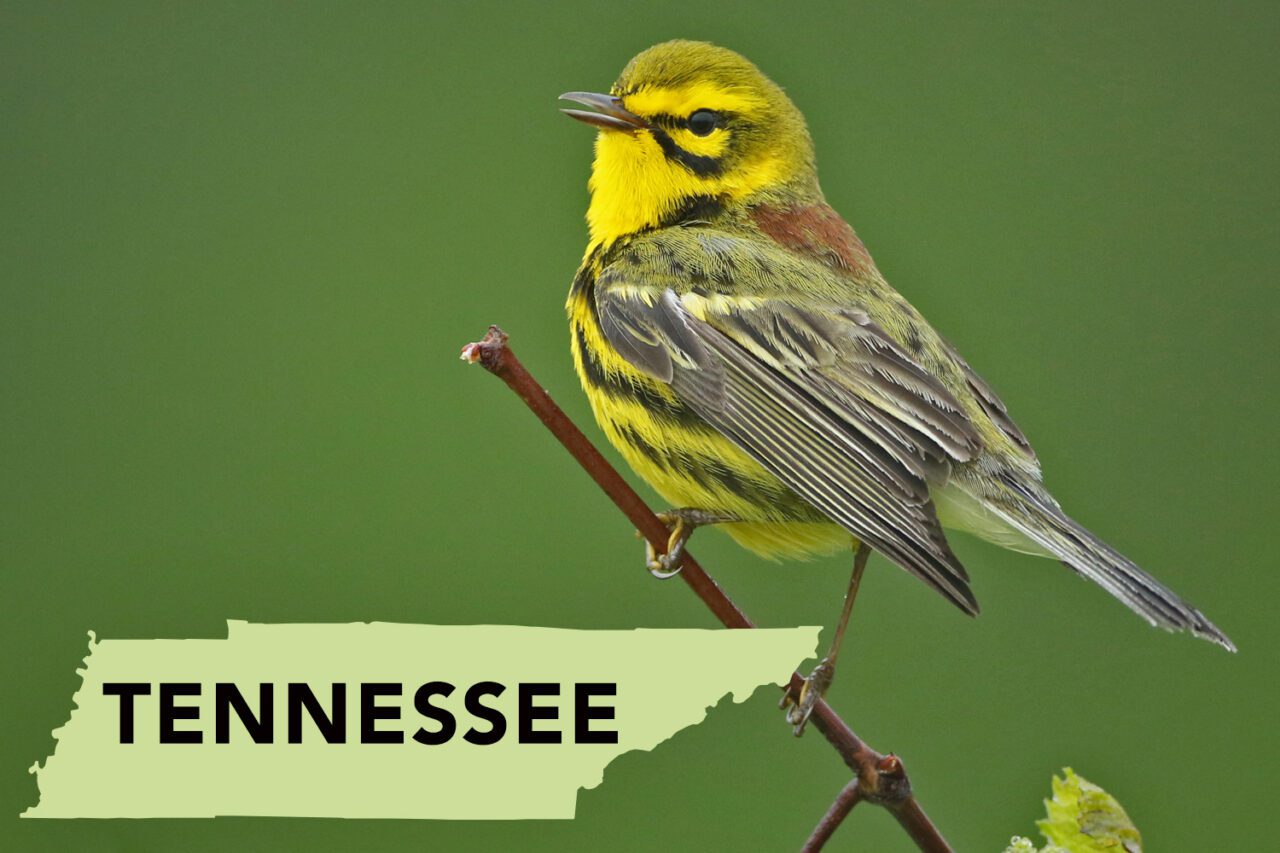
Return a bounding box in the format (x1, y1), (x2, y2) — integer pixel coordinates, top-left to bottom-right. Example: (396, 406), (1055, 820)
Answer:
(595, 279), (983, 614)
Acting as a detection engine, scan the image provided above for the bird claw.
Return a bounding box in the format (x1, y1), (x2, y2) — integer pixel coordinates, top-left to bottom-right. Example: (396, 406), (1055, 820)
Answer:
(645, 529), (686, 579)
(780, 659), (835, 737)
(639, 509), (736, 580)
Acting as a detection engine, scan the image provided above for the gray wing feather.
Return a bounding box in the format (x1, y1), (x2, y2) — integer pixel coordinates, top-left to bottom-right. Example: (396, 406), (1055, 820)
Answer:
(597, 286), (980, 614)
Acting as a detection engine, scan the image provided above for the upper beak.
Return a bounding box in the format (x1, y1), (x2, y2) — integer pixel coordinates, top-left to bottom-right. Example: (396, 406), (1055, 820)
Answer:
(559, 91), (648, 132)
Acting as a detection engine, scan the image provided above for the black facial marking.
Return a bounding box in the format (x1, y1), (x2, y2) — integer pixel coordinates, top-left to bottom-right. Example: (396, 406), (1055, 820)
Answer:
(650, 111), (728, 135)
(649, 127), (722, 177)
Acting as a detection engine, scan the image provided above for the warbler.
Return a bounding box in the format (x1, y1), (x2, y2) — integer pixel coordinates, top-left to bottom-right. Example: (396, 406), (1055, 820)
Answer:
(560, 41), (1234, 731)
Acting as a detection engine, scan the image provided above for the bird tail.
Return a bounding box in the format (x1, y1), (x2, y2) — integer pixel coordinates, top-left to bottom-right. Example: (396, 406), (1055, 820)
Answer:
(977, 474), (1236, 652)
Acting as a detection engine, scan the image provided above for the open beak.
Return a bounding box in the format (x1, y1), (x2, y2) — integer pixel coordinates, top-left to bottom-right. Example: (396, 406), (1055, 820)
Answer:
(559, 92), (648, 132)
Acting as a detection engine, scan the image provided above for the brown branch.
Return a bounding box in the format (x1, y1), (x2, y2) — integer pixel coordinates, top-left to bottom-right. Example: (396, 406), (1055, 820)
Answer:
(461, 325), (953, 853)
(803, 778), (862, 851)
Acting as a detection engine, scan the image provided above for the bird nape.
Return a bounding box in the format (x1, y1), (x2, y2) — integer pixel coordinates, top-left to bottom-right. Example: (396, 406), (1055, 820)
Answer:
(560, 39), (1234, 734)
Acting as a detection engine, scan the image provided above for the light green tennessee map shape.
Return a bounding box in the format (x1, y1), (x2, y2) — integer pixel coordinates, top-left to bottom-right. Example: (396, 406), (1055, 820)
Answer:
(23, 621), (819, 819)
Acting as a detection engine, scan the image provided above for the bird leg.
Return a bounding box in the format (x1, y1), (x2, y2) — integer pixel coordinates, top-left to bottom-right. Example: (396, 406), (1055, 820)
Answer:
(782, 541), (871, 736)
(643, 508), (739, 579)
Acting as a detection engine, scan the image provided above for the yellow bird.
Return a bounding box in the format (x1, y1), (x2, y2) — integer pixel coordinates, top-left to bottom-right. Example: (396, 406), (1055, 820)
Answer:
(560, 41), (1233, 732)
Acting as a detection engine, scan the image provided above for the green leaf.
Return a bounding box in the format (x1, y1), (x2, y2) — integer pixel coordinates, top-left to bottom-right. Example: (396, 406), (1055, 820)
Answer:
(1035, 768), (1142, 852)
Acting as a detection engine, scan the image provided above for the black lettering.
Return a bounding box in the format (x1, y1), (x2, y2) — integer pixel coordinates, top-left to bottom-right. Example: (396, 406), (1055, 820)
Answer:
(463, 681), (507, 745)
(360, 683), (403, 744)
(518, 683), (560, 744)
(287, 683), (346, 744)
(103, 683), (151, 744)
(214, 683), (273, 744)
(412, 681), (456, 745)
(574, 683), (618, 744)
(159, 683), (202, 744)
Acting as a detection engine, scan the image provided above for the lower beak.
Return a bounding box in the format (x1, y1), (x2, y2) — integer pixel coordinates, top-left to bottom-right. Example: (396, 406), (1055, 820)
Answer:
(559, 92), (648, 132)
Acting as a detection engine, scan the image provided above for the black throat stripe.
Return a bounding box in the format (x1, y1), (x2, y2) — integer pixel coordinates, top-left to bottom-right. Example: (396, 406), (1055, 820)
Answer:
(661, 194), (724, 228)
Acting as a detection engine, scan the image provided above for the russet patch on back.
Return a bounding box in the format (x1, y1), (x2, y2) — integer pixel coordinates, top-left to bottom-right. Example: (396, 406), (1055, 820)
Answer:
(751, 203), (876, 278)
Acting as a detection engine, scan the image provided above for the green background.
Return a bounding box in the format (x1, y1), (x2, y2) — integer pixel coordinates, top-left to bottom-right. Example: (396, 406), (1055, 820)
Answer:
(3, 1), (1276, 849)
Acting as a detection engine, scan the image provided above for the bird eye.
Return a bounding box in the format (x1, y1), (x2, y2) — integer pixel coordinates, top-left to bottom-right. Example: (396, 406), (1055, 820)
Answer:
(687, 109), (720, 137)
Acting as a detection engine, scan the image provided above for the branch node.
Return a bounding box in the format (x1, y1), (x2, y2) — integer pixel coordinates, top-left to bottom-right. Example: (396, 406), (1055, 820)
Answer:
(864, 752), (913, 805)
(460, 325), (509, 371)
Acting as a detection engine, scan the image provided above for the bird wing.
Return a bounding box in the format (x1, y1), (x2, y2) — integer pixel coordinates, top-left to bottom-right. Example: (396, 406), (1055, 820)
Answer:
(593, 244), (983, 614)
(941, 340), (1038, 463)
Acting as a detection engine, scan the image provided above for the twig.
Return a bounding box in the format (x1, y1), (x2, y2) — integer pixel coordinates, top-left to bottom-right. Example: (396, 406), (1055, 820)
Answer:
(803, 778), (862, 851)
(461, 325), (953, 853)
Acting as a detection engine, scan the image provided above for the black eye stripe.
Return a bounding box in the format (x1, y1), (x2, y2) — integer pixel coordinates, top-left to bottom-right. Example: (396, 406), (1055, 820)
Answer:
(649, 111), (732, 132)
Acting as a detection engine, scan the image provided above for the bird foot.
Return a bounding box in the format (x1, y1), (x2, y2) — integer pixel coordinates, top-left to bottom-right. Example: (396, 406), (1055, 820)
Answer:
(780, 658), (835, 737)
(639, 509), (736, 579)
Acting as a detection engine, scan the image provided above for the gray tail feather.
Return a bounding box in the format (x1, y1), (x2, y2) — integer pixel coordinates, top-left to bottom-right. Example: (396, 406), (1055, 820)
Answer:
(983, 476), (1236, 652)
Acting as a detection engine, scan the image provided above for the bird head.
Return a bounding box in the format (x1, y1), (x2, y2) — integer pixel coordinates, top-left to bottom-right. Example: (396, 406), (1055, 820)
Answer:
(562, 41), (819, 246)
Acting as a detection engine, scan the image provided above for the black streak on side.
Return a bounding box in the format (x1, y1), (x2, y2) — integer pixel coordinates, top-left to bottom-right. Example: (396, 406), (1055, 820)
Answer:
(612, 422), (822, 519)
(567, 245), (604, 298)
(573, 309), (714, 432)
